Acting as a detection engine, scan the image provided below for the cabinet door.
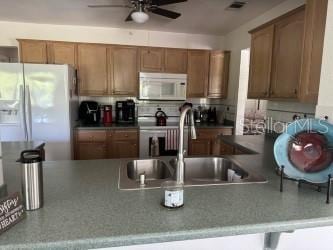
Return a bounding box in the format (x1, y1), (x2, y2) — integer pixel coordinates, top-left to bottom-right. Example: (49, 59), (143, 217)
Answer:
(77, 44), (108, 96)
(109, 46), (138, 96)
(19, 40), (47, 63)
(270, 8), (305, 99)
(187, 50), (210, 98)
(76, 143), (107, 160)
(248, 25), (274, 99)
(299, 0), (328, 104)
(140, 47), (164, 72)
(48, 42), (76, 67)
(208, 51), (230, 98)
(220, 142), (235, 155)
(189, 139), (212, 156)
(111, 140), (138, 158)
(164, 48), (187, 73)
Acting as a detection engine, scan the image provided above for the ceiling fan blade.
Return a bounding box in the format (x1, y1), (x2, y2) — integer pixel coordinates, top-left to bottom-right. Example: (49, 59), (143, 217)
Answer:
(125, 11), (134, 21)
(151, 0), (187, 6)
(150, 7), (181, 19)
(88, 4), (131, 8)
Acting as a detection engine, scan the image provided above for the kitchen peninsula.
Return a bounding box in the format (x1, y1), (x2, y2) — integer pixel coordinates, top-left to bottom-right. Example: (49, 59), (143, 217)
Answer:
(1, 135), (333, 249)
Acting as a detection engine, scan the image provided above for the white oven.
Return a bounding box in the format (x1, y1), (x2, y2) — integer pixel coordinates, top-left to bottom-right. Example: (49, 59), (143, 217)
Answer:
(139, 72), (187, 101)
(139, 127), (188, 158)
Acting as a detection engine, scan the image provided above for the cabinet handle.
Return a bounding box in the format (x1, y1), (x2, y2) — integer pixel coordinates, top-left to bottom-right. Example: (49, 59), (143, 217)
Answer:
(124, 134), (128, 137)
(294, 89), (298, 95)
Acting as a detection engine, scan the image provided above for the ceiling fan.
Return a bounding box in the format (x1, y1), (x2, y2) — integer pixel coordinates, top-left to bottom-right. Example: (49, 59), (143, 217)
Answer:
(88, 0), (187, 24)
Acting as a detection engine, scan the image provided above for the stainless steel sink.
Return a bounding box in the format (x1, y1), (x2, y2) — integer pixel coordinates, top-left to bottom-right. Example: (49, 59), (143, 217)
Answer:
(169, 157), (248, 182)
(118, 157), (266, 190)
(119, 159), (173, 190)
(127, 159), (172, 181)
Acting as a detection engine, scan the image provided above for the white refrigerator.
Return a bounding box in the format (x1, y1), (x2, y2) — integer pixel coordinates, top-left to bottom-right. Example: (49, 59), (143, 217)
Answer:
(0, 63), (78, 160)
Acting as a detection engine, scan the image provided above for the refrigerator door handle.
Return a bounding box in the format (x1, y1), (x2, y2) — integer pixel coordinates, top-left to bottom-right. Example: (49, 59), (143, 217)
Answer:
(25, 85), (32, 141)
(20, 84), (28, 141)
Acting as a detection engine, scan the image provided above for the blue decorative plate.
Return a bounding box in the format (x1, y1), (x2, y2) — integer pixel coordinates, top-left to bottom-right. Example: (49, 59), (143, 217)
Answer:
(274, 119), (333, 183)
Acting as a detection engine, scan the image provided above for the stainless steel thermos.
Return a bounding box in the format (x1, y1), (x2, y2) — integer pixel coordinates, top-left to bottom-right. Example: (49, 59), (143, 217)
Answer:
(20, 150), (43, 211)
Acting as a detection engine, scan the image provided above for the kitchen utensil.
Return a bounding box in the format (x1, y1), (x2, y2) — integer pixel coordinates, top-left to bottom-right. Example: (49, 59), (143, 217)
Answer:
(116, 100), (135, 124)
(274, 119), (333, 183)
(161, 181), (184, 209)
(79, 101), (100, 125)
(103, 105), (112, 125)
(155, 110), (168, 126)
(20, 150), (43, 211)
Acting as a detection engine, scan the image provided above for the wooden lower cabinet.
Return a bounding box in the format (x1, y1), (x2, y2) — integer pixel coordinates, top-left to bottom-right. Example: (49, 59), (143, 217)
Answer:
(76, 143), (107, 160)
(110, 140), (138, 158)
(188, 139), (212, 156)
(220, 141), (235, 155)
(75, 129), (138, 160)
(188, 128), (233, 156)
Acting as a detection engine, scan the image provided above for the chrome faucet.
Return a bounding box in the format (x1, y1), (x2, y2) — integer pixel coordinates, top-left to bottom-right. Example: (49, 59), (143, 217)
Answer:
(176, 105), (197, 184)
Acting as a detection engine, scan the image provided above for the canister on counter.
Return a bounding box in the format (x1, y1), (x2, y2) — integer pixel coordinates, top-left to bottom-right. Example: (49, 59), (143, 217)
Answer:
(161, 181), (184, 209)
(20, 150), (43, 211)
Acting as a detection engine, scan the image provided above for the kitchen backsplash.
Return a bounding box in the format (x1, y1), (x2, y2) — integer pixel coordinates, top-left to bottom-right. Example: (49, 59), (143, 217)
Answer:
(265, 100), (316, 133)
(78, 96), (235, 124)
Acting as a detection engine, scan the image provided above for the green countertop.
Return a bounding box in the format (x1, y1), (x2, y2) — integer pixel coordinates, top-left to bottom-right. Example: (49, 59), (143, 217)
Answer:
(1, 135), (333, 249)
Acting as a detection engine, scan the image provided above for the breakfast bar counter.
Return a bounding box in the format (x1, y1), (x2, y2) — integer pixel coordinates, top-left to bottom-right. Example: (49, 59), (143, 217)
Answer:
(1, 135), (333, 249)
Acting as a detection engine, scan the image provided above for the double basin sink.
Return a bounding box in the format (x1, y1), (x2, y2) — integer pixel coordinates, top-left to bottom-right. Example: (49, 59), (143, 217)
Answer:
(119, 157), (267, 190)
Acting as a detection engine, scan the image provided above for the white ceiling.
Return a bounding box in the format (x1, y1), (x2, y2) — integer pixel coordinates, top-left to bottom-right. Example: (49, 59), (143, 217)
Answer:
(0, 0), (287, 35)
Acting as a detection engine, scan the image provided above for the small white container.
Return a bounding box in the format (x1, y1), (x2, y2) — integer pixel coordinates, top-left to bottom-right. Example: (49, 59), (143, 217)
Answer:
(161, 181), (184, 209)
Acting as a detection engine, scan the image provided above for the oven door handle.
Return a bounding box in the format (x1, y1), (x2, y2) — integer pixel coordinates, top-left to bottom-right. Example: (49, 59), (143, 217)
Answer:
(139, 130), (168, 135)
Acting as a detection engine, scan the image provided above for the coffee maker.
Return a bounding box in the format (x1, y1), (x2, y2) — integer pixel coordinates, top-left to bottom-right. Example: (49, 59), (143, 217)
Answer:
(115, 100), (135, 124)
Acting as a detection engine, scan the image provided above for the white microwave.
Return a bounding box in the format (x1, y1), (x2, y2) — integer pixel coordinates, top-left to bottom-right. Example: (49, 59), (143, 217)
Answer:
(139, 72), (187, 101)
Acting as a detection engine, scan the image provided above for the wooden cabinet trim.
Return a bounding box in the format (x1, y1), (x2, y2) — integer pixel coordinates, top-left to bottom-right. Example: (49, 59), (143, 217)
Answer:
(249, 5), (306, 34)
(248, 25), (274, 99)
(299, 0), (328, 104)
(77, 43), (109, 96)
(270, 8), (305, 99)
(47, 41), (77, 67)
(187, 49), (210, 98)
(139, 47), (165, 72)
(109, 45), (138, 96)
(208, 51), (230, 99)
(18, 39), (48, 64)
(76, 130), (107, 142)
(164, 48), (188, 73)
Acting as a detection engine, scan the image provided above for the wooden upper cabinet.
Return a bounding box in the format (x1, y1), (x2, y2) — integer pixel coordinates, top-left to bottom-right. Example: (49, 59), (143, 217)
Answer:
(299, 0), (328, 104)
(77, 44), (109, 96)
(248, 25), (274, 99)
(164, 48), (187, 73)
(270, 7), (305, 99)
(19, 40), (48, 64)
(140, 47), (164, 72)
(208, 51), (230, 99)
(187, 50), (210, 98)
(47, 42), (77, 67)
(109, 46), (138, 96)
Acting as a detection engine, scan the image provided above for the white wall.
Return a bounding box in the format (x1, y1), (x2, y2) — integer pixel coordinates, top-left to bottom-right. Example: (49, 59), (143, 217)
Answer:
(316, 0), (333, 122)
(0, 21), (224, 50)
(223, 0), (318, 128)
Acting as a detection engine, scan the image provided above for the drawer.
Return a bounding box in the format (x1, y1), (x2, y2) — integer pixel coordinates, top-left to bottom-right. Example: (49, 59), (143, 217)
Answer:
(112, 129), (138, 140)
(196, 128), (231, 139)
(76, 130), (107, 142)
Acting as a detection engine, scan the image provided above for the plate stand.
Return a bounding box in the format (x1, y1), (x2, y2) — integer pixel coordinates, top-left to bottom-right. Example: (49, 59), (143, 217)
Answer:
(278, 165), (333, 204)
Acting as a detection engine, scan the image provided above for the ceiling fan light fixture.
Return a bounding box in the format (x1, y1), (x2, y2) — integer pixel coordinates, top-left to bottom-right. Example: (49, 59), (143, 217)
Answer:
(131, 11), (149, 23)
